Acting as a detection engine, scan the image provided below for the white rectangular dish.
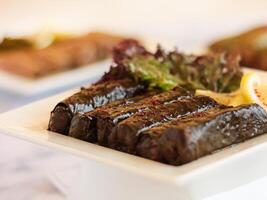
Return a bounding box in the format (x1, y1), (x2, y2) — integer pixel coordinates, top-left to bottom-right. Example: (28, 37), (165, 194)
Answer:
(1, 69), (267, 200)
(0, 59), (110, 96)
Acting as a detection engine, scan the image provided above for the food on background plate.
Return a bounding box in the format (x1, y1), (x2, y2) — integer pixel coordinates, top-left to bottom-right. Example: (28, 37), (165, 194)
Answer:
(0, 32), (125, 79)
(48, 40), (267, 166)
(209, 26), (267, 71)
(0, 31), (72, 51)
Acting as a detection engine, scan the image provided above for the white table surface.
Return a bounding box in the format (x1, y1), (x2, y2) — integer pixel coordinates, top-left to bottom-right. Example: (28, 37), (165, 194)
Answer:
(0, 89), (81, 200)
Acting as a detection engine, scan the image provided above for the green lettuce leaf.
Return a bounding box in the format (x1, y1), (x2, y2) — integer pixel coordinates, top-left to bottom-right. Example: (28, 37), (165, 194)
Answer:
(124, 49), (242, 92)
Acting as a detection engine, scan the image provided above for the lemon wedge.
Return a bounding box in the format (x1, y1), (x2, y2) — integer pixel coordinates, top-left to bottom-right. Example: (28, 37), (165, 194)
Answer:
(240, 72), (267, 109)
(228, 93), (247, 107)
(240, 72), (261, 102)
(197, 72), (267, 108)
(195, 89), (243, 106)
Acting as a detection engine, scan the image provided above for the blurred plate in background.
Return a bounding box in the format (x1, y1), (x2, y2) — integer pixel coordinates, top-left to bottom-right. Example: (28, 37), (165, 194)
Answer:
(0, 59), (110, 96)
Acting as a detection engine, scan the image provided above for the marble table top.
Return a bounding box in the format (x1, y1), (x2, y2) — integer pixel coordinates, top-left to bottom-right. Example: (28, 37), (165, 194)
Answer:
(0, 88), (82, 200)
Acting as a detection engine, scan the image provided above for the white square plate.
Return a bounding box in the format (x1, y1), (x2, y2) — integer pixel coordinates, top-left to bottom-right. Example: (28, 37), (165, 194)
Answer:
(1, 68), (267, 200)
